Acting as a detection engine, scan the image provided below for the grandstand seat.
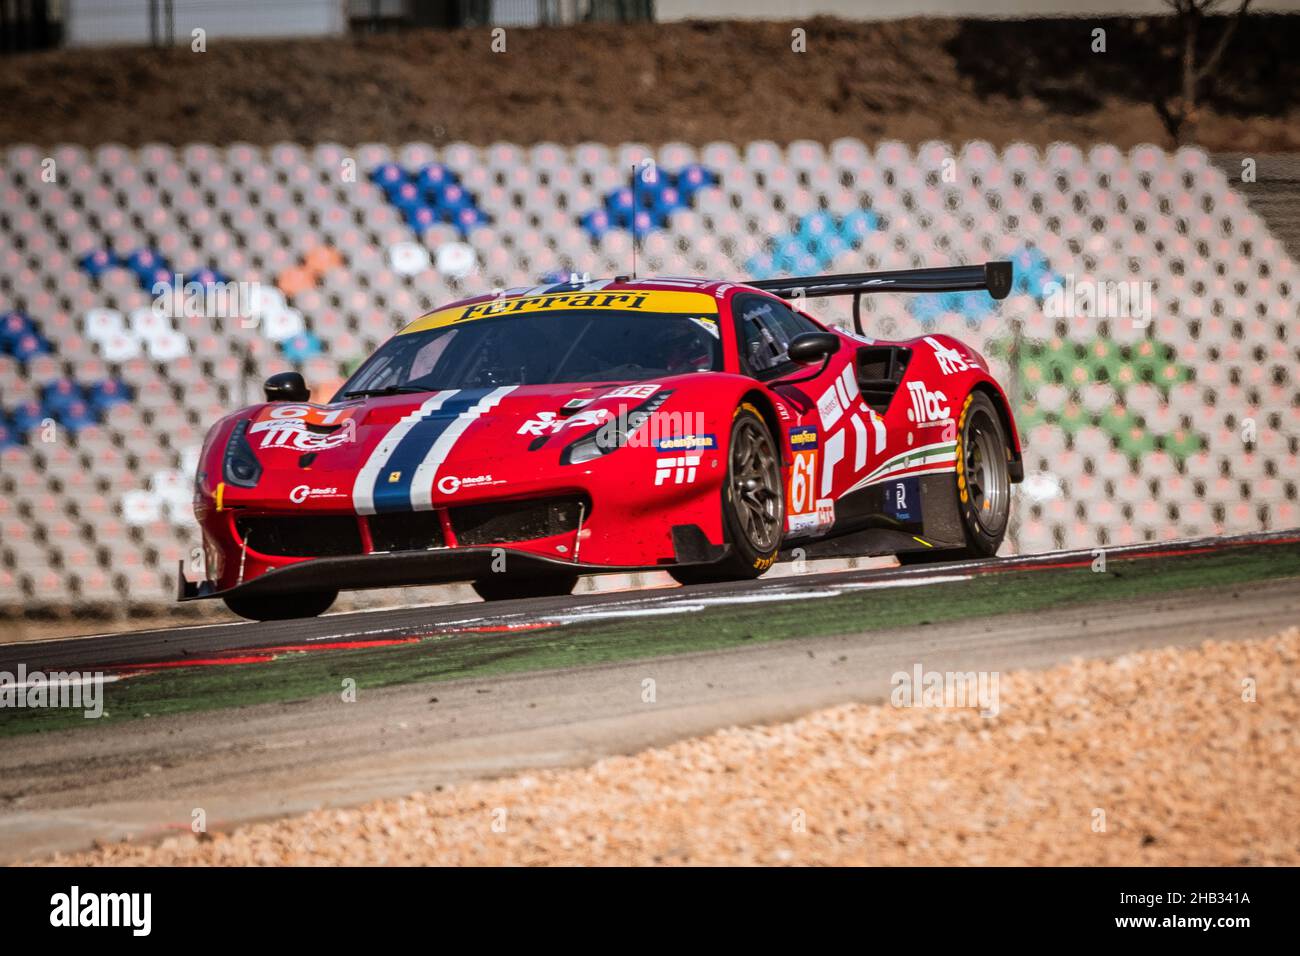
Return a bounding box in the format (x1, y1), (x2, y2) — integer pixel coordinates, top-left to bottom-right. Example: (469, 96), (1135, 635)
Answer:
(0, 136), (1296, 608)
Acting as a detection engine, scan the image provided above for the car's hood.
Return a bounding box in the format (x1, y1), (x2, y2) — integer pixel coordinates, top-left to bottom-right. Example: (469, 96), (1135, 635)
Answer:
(239, 379), (687, 509)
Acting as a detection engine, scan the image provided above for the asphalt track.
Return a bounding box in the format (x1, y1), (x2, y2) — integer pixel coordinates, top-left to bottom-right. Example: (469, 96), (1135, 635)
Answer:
(4, 531), (1297, 674)
(1, 530), (1298, 863)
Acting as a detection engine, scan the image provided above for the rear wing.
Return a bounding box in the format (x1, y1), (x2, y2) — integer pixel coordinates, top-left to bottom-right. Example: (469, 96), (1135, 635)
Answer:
(744, 261), (1013, 335)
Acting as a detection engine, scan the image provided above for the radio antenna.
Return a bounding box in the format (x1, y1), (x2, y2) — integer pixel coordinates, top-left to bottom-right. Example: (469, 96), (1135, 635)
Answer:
(630, 163), (639, 279)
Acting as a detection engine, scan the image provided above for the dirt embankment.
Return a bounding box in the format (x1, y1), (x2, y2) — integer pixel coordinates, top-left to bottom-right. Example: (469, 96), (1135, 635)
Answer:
(39, 628), (1300, 866)
(1, 16), (1297, 150)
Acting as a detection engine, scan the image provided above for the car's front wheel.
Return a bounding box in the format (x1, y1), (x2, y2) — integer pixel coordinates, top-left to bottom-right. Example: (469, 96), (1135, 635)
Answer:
(223, 589), (338, 622)
(670, 403), (783, 586)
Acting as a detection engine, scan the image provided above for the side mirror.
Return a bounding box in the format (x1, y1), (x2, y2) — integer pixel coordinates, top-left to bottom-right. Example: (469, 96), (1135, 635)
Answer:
(264, 371), (310, 403)
(787, 332), (841, 364)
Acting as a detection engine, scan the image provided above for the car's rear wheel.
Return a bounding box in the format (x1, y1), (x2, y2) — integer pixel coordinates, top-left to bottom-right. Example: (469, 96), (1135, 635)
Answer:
(471, 574), (578, 602)
(898, 390), (1011, 565)
(223, 589), (338, 622)
(670, 403), (783, 586)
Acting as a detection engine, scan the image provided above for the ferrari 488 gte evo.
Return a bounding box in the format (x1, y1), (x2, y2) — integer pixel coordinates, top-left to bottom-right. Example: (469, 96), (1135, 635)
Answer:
(181, 262), (1023, 620)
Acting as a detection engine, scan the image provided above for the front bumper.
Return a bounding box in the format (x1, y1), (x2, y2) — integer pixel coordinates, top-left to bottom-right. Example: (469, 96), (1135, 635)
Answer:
(177, 527), (730, 603)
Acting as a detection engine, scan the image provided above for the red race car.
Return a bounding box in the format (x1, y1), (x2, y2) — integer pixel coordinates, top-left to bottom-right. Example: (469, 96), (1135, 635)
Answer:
(181, 264), (1023, 620)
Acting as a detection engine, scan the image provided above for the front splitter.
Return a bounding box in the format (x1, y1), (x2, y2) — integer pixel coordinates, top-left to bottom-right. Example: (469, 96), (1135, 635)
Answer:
(176, 545), (722, 603)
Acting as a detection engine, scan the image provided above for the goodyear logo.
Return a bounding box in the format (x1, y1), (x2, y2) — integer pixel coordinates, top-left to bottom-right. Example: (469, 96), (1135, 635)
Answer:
(401, 290), (718, 334)
(789, 426), (819, 449)
(653, 434), (718, 452)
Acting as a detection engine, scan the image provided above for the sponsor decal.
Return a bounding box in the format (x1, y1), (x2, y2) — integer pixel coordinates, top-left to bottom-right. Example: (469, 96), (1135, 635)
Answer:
(436, 473), (500, 495)
(250, 420), (354, 452)
(249, 407), (357, 452)
(924, 336), (971, 375)
(905, 381), (950, 425)
(816, 363), (861, 431)
(653, 433), (717, 451)
(654, 455), (701, 486)
(821, 428), (845, 497)
(517, 411), (561, 436)
(816, 497), (836, 528)
(817, 386), (844, 431)
(464, 292), (650, 321)
(289, 484), (344, 504)
(787, 512), (820, 533)
(400, 290), (719, 334)
(689, 316), (720, 338)
(789, 425), (819, 449)
(885, 476), (920, 522)
(567, 408), (614, 429)
(518, 407), (613, 436)
(792, 496), (835, 533)
(817, 388), (886, 496)
(604, 383), (660, 400)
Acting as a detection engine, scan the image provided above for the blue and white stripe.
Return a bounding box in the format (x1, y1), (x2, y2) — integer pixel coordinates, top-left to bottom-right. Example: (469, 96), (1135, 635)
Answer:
(351, 387), (515, 514)
(408, 386), (513, 510)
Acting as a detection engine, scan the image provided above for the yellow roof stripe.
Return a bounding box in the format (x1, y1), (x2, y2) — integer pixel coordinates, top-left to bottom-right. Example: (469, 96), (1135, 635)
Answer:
(400, 289), (718, 335)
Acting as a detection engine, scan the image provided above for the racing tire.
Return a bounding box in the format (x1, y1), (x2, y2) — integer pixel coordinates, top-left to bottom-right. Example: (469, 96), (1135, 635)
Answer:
(669, 403), (784, 586)
(223, 589), (338, 622)
(897, 390), (1012, 565)
(471, 574), (578, 602)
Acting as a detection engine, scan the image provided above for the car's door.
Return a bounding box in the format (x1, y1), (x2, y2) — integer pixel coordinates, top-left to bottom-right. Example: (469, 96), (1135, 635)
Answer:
(729, 292), (868, 534)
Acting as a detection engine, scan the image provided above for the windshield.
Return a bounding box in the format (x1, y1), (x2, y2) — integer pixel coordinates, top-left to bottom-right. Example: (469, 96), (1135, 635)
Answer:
(337, 310), (723, 397)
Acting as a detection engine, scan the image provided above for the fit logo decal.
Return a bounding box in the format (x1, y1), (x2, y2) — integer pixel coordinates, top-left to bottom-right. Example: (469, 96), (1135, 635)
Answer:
(655, 455), (700, 485)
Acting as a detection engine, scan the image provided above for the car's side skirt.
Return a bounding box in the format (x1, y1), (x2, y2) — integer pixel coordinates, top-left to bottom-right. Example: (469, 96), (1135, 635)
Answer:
(779, 472), (966, 560)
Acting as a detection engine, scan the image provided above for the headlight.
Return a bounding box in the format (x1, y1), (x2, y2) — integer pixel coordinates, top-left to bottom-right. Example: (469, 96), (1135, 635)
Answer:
(562, 423), (623, 465)
(560, 389), (674, 465)
(566, 435), (605, 465)
(222, 419), (262, 488)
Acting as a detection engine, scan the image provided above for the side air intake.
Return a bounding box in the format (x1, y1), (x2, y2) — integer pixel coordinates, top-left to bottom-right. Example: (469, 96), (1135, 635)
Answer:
(855, 346), (911, 414)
